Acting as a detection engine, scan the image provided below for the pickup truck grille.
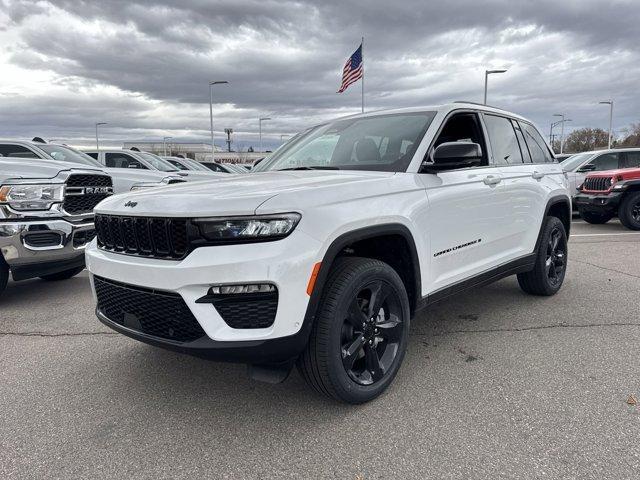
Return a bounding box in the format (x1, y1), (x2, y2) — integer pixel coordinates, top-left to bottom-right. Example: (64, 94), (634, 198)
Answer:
(583, 176), (612, 192)
(94, 276), (205, 343)
(63, 174), (113, 215)
(95, 214), (189, 259)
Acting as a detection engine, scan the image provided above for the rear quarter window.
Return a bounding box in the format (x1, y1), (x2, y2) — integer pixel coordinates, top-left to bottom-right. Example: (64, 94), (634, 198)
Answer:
(522, 123), (554, 163)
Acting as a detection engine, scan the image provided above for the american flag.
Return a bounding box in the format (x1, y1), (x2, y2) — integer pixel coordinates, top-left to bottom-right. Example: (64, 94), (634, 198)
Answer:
(337, 43), (363, 93)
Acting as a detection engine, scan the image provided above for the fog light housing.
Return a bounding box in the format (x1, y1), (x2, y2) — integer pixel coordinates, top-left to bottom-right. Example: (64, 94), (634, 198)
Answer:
(209, 283), (276, 295)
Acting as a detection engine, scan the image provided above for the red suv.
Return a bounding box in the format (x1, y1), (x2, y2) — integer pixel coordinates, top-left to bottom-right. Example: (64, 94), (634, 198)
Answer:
(574, 167), (640, 229)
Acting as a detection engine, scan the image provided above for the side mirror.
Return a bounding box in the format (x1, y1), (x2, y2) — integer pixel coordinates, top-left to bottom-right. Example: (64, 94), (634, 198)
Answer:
(577, 164), (596, 173)
(422, 142), (482, 172)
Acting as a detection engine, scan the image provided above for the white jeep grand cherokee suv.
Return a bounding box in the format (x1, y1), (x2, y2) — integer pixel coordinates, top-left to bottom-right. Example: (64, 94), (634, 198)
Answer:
(86, 103), (571, 403)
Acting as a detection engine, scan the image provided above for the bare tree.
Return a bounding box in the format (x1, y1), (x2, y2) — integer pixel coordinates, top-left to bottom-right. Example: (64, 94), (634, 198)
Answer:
(562, 128), (613, 153)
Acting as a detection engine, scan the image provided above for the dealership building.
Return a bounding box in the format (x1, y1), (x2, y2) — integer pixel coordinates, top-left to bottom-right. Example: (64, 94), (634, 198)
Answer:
(122, 141), (264, 164)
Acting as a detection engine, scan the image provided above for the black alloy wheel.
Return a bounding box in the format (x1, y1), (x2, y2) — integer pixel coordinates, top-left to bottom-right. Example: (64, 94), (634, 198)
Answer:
(545, 226), (567, 287)
(341, 280), (403, 386)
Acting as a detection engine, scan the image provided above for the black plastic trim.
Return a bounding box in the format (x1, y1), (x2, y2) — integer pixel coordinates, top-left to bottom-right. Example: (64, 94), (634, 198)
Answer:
(11, 254), (85, 281)
(423, 254), (536, 306)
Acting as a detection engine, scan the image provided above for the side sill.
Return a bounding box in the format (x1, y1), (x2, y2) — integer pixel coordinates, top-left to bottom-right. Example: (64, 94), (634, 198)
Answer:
(418, 254), (536, 308)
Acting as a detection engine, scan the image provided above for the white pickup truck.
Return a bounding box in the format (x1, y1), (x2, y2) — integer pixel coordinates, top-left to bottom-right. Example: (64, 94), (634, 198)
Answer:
(0, 157), (112, 297)
(0, 140), (185, 193)
(84, 149), (222, 181)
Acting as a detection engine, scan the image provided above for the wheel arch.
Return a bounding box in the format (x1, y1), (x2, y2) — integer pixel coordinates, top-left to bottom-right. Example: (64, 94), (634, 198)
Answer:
(535, 195), (571, 253)
(302, 224), (422, 333)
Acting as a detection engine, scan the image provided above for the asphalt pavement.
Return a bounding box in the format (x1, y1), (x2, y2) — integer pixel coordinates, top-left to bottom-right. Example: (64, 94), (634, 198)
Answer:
(1, 219), (640, 479)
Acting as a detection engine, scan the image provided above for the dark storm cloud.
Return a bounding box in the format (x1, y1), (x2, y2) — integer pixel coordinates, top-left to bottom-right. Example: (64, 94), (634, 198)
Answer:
(1, 0), (640, 142)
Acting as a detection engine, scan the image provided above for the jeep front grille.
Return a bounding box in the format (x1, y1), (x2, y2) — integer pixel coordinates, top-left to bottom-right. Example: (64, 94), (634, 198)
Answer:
(583, 177), (612, 192)
(63, 174), (113, 215)
(95, 214), (189, 259)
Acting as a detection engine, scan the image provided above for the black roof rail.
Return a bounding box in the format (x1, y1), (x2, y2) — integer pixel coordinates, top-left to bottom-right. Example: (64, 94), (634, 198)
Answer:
(32, 136), (46, 143)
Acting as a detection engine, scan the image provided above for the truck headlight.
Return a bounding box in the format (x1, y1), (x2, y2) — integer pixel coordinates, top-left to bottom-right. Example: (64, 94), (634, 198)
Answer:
(0, 184), (64, 211)
(194, 213), (301, 243)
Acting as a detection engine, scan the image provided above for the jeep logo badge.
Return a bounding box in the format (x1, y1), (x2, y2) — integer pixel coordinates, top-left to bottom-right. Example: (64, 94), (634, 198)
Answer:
(124, 201), (138, 208)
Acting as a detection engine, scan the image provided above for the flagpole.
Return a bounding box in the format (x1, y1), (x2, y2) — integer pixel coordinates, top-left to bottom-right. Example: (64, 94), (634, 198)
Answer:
(361, 36), (365, 113)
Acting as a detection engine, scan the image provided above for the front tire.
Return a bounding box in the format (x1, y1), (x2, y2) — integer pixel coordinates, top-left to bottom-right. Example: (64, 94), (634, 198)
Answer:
(0, 258), (8, 299)
(517, 216), (568, 296)
(39, 266), (84, 282)
(297, 257), (410, 404)
(579, 210), (613, 224)
(618, 191), (640, 230)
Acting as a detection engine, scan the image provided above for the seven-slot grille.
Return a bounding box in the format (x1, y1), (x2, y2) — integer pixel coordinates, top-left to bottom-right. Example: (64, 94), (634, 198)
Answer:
(94, 276), (205, 342)
(583, 176), (612, 192)
(63, 174), (113, 215)
(95, 214), (189, 259)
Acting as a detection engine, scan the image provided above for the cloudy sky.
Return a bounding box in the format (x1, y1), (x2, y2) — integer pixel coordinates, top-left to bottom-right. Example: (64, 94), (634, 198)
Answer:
(0, 0), (638, 150)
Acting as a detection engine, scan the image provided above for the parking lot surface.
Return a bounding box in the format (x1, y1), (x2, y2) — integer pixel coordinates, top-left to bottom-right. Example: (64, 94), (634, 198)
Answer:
(2, 219), (640, 479)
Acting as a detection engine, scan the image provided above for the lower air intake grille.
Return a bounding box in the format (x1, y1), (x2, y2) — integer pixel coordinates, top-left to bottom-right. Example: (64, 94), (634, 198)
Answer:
(94, 276), (206, 342)
(211, 291), (278, 329)
(24, 232), (63, 248)
(583, 176), (612, 192)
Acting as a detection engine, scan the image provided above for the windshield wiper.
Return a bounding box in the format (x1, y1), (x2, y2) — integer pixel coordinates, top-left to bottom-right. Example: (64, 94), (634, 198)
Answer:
(278, 166), (340, 171)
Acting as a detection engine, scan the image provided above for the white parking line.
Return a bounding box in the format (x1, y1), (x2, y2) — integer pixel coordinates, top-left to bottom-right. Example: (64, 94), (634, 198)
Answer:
(571, 232), (640, 237)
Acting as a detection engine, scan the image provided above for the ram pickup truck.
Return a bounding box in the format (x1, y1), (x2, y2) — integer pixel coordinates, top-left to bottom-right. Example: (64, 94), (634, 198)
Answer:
(85, 149), (222, 181)
(0, 157), (112, 298)
(574, 166), (640, 229)
(0, 140), (185, 193)
(86, 103), (571, 403)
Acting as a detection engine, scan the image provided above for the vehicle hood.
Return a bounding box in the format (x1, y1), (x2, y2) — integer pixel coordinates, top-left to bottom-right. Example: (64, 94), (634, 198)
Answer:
(0, 157), (106, 181)
(105, 167), (181, 182)
(587, 168), (640, 179)
(95, 170), (396, 216)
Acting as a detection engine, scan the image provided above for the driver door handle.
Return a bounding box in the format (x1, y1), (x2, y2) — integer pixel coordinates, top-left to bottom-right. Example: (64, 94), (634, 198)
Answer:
(483, 175), (502, 186)
(532, 171), (546, 180)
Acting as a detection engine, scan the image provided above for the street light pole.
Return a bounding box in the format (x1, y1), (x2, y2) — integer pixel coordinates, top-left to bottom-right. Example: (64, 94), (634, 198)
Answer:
(209, 80), (229, 161)
(550, 117), (572, 154)
(163, 136), (172, 156)
(95, 122), (107, 151)
(259, 117), (271, 152)
(599, 100), (614, 149)
(484, 69), (507, 105)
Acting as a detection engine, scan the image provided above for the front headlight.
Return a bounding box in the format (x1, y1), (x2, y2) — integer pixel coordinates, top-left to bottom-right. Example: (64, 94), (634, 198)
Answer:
(194, 213), (301, 243)
(0, 184), (64, 211)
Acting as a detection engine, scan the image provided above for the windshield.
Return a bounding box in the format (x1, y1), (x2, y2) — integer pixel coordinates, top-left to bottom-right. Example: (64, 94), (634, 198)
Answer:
(136, 152), (179, 172)
(254, 112), (436, 173)
(182, 158), (211, 172)
(38, 144), (103, 167)
(165, 158), (189, 170)
(562, 152), (596, 172)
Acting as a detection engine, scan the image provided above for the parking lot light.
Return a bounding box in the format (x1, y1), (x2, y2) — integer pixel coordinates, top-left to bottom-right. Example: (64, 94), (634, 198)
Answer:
(95, 122), (107, 151)
(484, 69), (507, 105)
(259, 117), (271, 153)
(209, 81), (229, 161)
(599, 100), (614, 149)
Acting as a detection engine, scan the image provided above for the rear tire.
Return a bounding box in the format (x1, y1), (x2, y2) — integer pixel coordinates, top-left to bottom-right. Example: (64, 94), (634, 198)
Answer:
(0, 258), (8, 299)
(618, 191), (640, 230)
(39, 266), (84, 282)
(297, 257), (410, 404)
(517, 216), (568, 296)
(578, 210), (613, 224)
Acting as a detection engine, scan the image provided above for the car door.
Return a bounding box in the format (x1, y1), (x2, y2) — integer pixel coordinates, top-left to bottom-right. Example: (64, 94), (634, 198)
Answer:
(419, 111), (508, 291)
(486, 116), (557, 259)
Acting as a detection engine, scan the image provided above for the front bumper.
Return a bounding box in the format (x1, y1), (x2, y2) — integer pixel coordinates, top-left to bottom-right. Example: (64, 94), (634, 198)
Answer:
(0, 218), (95, 280)
(85, 229), (322, 363)
(573, 191), (624, 214)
